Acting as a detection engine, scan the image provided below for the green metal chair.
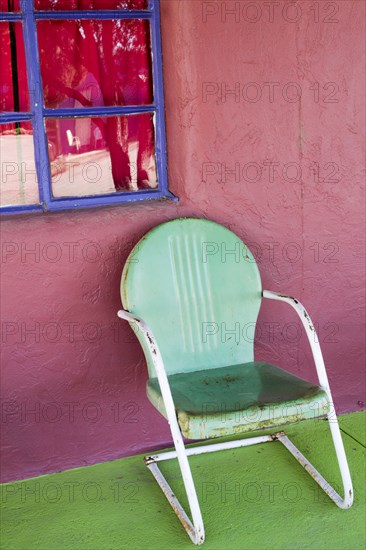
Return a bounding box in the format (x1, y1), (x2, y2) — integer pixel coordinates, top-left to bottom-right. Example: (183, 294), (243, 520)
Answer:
(118, 218), (353, 545)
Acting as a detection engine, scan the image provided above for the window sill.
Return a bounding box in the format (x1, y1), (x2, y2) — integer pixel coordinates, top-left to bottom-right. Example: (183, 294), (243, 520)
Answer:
(0, 190), (179, 218)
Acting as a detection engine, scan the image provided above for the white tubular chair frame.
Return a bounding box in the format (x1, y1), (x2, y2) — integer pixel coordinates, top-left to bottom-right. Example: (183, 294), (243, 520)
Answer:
(262, 291), (353, 509)
(117, 293), (353, 545)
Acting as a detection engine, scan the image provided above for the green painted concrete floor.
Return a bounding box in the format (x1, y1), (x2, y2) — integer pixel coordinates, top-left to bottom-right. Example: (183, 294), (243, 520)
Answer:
(1, 412), (365, 550)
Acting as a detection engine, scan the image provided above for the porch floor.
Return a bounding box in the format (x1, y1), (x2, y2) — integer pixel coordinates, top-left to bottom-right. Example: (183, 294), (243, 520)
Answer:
(1, 411), (365, 550)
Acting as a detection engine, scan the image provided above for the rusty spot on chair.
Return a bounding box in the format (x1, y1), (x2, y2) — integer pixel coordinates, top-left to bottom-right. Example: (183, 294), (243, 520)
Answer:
(146, 332), (157, 355)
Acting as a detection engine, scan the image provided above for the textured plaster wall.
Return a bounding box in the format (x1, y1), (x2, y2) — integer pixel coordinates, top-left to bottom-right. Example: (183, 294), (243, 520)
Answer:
(1, 0), (365, 482)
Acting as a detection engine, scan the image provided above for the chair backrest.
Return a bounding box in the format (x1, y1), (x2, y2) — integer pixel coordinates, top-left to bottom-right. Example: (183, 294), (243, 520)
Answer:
(121, 218), (262, 377)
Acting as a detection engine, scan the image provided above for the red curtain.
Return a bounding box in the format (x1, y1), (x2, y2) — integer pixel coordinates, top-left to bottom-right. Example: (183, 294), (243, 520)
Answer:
(0, 1), (20, 11)
(34, 1), (147, 9)
(0, 21), (30, 131)
(1, 0), (155, 190)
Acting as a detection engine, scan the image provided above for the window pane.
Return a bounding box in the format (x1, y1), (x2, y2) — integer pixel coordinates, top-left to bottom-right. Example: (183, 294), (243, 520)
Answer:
(0, 1), (20, 11)
(38, 19), (153, 109)
(35, 1), (148, 11)
(0, 123), (40, 207)
(0, 22), (30, 112)
(45, 113), (157, 197)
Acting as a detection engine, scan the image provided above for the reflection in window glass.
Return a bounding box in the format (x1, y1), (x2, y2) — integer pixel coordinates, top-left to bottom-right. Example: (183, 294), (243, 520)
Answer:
(0, 22), (30, 113)
(35, 0), (148, 9)
(0, 123), (39, 207)
(45, 113), (157, 197)
(0, 1), (20, 11)
(38, 19), (153, 109)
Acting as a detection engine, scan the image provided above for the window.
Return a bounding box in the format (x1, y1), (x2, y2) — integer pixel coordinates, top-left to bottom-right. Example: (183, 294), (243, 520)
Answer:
(0, 0), (173, 214)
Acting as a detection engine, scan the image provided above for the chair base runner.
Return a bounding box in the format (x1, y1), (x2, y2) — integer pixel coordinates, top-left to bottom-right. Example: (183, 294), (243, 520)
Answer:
(276, 433), (352, 508)
(146, 461), (198, 544)
(145, 429), (353, 545)
(145, 433), (274, 464)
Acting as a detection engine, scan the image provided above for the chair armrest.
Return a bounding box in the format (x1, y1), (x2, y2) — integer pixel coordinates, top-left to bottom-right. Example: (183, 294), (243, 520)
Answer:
(117, 309), (142, 323)
(262, 291), (331, 394)
(117, 309), (165, 373)
(117, 309), (180, 432)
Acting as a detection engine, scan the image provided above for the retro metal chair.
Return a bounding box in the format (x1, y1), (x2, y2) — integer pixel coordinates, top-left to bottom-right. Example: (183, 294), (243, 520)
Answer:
(117, 218), (353, 545)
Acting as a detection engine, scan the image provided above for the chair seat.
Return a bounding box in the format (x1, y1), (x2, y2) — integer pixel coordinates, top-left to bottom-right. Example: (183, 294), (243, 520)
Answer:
(147, 362), (330, 440)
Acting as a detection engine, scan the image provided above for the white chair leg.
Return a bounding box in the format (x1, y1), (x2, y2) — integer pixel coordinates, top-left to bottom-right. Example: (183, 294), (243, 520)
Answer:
(275, 412), (353, 509)
(145, 430), (205, 545)
(117, 311), (205, 544)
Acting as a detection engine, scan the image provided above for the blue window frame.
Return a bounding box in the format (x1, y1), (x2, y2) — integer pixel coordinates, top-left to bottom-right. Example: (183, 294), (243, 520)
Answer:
(0, 0), (174, 215)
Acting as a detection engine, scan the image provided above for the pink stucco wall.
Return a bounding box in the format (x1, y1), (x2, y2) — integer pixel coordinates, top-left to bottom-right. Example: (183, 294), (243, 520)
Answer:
(1, 0), (365, 482)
